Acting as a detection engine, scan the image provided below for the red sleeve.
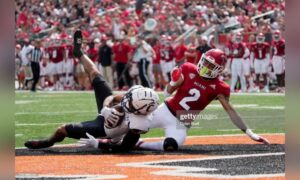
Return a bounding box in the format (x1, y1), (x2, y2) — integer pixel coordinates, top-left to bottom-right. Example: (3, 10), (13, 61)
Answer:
(112, 45), (116, 53)
(180, 62), (192, 80)
(218, 80), (231, 98)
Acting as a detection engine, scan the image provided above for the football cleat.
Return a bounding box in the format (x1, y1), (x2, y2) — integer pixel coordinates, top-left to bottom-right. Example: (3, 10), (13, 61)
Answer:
(73, 29), (83, 58)
(24, 139), (53, 149)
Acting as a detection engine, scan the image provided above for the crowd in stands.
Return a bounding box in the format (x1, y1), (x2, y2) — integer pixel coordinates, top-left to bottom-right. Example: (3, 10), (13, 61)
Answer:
(15, 0), (285, 93)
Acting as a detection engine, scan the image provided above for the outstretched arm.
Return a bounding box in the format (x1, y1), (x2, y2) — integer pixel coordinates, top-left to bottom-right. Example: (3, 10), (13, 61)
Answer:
(164, 67), (184, 97)
(218, 94), (270, 144)
(78, 131), (140, 152)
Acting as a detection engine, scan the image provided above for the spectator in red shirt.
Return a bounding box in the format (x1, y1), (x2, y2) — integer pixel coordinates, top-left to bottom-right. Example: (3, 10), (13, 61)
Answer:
(87, 42), (98, 63)
(175, 39), (187, 67)
(152, 39), (165, 91)
(112, 38), (132, 90)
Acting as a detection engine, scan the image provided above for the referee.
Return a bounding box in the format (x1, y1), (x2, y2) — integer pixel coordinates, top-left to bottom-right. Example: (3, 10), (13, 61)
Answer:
(134, 36), (154, 88)
(27, 39), (43, 92)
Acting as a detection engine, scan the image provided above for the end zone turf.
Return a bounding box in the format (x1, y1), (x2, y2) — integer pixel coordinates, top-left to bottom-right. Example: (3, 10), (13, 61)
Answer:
(15, 134), (285, 180)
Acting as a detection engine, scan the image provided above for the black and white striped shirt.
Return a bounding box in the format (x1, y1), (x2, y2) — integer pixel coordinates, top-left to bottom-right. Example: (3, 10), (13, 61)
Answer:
(27, 48), (43, 63)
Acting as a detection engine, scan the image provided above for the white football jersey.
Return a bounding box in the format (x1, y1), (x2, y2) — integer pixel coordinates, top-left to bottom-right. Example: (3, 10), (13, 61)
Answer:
(103, 109), (152, 139)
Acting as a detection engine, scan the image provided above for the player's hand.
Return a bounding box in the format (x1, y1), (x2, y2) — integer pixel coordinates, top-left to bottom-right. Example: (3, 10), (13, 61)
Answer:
(103, 107), (124, 129)
(170, 67), (184, 86)
(246, 129), (270, 144)
(78, 133), (99, 148)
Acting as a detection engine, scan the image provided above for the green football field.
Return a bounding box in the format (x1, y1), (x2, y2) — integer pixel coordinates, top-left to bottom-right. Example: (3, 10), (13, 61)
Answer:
(15, 91), (284, 148)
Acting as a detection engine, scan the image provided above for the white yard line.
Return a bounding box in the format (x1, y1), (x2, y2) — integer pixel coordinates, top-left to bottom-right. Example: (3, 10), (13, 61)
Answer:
(15, 174), (127, 180)
(16, 122), (68, 126)
(16, 90), (285, 96)
(15, 110), (96, 115)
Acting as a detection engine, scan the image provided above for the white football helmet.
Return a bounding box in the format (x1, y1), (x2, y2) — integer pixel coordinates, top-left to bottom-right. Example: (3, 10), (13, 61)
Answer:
(121, 85), (160, 115)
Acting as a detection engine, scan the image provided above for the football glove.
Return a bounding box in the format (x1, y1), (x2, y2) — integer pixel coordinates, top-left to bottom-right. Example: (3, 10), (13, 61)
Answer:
(101, 106), (124, 129)
(246, 129), (270, 144)
(78, 133), (99, 148)
(170, 67), (184, 87)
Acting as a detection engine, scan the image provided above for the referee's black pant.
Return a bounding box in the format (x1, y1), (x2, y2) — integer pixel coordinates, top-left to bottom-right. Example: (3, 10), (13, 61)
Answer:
(116, 62), (132, 89)
(30, 62), (40, 91)
(138, 58), (152, 88)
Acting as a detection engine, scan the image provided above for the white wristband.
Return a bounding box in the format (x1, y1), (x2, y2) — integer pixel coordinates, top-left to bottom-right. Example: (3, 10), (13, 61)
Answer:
(170, 81), (177, 87)
(246, 129), (259, 140)
(164, 88), (171, 97)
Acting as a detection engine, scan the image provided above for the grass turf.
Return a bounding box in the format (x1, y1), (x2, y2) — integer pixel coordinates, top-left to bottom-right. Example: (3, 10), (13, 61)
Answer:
(15, 91), (284, 148)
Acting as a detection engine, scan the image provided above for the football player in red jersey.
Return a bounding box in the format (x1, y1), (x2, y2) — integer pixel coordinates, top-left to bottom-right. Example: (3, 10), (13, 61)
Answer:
(271, 30), (285, 93)
(250, 33), (271, 92)
(228, 32), (249, 92)
(160, 36), (175, 81)
(137, 49), (270, 151)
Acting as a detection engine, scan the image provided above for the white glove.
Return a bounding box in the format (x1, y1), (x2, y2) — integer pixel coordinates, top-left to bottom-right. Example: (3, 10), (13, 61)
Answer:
(246, 129), (270, 144)
(163, 87), (171, 98)
(78, 133), (99, 148)
(105, 108), (124, 129)
(101, 107), (124, 129)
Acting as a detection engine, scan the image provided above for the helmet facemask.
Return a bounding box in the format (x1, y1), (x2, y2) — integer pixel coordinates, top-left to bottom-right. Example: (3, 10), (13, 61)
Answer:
(197, 55), (224, 79)
(273, 34), (280, 42)
(234, 35), (242, 43)
(256, 35), (265, 43)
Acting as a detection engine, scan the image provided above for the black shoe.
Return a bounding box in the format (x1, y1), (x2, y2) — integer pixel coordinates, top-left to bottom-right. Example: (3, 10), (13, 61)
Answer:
(73, 29), (83, 58)
(24, 139), (53, 149)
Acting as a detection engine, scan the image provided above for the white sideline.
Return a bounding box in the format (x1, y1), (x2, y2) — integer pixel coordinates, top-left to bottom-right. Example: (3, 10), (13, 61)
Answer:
(15, 133), (284, 149)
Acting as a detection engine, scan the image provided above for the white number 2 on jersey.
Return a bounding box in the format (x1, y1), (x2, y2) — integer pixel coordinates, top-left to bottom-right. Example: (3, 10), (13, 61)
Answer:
(179, 88), (201, 110)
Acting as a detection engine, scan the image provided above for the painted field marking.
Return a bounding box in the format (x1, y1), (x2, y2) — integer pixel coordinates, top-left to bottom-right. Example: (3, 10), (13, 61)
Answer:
(15, 133), (23, 137)
(118, 152), (285, 179)
(207, 104), (285, 109)
(15, 122), (68, 126)
(15, 133), (285, 149)
(15, 174), (127, 179)
(15, 100), (40, 104)
(15, 110), (97, 116)
(16, 90), (285, 96)
(15, 105), (284, 116)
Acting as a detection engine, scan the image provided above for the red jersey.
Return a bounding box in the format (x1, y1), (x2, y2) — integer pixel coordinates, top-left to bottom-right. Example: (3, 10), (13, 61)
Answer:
(272, 39), (285, 56)
(229, 42), (247, 59)
(87, 48), (98, 63)
(160, 45), (175, 62)
(166, 63), (230, 115)
(65, 45), (73, 59)
(185, 46), (197, 64)
(152, 44), (161, 64)
(250, 42), (270, 60)
(47, 46), (64, 63)
(175, 44), (187, 63)
(112, 42), (131, 63)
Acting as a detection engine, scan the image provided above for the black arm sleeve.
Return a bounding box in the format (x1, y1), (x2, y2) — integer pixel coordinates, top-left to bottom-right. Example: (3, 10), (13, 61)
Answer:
(97, 130), (140, 152)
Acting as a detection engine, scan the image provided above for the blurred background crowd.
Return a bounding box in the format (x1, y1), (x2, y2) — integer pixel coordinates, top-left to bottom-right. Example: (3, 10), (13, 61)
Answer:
(15, 0), (285, 93)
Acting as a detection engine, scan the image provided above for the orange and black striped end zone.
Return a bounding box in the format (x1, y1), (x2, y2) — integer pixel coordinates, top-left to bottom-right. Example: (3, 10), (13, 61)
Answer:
(15, 134), (285, 180)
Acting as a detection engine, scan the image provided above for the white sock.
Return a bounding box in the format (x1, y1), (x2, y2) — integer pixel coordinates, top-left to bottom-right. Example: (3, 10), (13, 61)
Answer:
(139, 141), (164, 151)
(230, 73), (238, 91)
